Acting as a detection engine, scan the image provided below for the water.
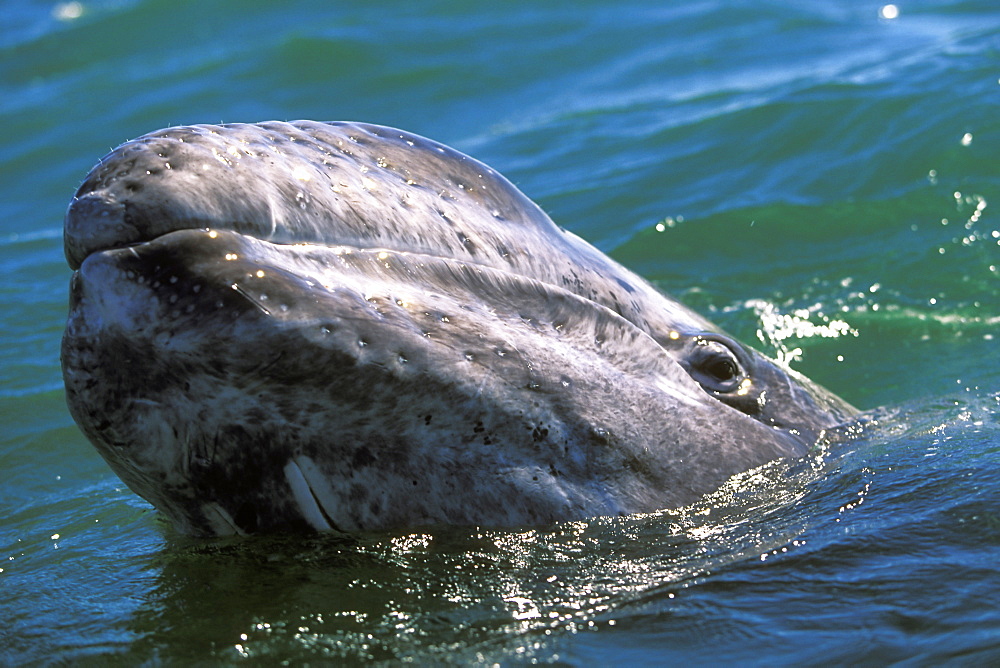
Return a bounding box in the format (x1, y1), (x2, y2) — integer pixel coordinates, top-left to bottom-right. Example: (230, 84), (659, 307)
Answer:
(2, 0), (998, 663)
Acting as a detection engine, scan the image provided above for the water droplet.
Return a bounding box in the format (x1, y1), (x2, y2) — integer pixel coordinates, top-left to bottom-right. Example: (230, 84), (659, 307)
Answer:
(52, 2), (83, 21)
(879, 4), (899, 19)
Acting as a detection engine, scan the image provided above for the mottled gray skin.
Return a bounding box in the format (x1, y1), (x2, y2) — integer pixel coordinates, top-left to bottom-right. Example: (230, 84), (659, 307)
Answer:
(62, 121), (856, 536)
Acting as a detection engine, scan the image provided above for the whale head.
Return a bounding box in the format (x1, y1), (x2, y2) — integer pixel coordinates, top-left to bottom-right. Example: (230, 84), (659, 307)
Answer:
(62, 121), (856, 535)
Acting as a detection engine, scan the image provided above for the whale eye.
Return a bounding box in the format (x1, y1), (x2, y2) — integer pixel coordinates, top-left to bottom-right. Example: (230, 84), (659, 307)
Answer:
(684, 335), (748, 395)
(702, 353), (739, 383)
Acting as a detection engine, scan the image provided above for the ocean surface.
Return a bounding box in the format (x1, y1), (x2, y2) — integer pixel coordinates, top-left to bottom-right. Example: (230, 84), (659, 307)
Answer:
(2, 0), (998, 663)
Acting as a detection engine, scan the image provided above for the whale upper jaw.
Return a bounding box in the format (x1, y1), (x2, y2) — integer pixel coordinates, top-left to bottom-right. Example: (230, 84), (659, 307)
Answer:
(61, 121), (857, 536)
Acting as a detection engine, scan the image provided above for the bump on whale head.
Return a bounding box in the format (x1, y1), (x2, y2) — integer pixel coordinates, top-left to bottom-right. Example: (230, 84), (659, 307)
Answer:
(61, 121), (856, 536)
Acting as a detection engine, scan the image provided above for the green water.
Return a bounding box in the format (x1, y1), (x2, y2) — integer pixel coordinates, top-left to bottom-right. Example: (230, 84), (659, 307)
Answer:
(2, 0), (998, 663)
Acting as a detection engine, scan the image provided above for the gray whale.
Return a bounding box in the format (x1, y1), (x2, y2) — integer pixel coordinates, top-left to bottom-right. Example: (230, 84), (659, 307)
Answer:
(61, 121), (856, 535)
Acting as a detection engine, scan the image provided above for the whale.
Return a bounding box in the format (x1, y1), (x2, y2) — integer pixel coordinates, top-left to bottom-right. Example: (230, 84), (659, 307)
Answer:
(61, 121), (856, 536)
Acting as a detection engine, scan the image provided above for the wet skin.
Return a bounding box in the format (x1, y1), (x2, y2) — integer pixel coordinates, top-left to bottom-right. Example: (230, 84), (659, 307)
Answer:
(62, 121), (856, 535)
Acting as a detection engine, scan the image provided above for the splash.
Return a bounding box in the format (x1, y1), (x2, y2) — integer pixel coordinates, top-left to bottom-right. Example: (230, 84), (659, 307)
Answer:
(746, 299), (858, 366)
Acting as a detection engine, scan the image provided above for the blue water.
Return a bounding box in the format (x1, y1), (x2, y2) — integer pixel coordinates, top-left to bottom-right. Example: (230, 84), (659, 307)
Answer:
(2, 0), (999, 663)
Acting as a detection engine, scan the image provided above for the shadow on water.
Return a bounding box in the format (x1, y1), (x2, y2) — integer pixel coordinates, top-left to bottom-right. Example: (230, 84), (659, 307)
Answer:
(114, 392), (1000, 664)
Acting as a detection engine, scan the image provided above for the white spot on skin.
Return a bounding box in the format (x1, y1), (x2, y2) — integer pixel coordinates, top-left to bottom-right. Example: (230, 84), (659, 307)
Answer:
(284, 459), (333, 531)
(200, 503), (246, 536)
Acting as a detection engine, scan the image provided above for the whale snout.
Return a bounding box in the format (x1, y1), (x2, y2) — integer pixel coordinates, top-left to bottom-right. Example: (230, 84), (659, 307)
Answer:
(64, 194), (142, 270)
